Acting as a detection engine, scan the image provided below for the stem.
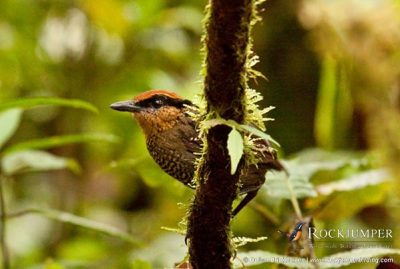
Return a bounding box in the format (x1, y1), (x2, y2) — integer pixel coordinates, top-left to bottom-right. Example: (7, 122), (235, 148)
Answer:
(0, 175), (10, 269)
(250, 202), (280, 225)
(187, 0), (253, 268)
(285, 174), (303, 219)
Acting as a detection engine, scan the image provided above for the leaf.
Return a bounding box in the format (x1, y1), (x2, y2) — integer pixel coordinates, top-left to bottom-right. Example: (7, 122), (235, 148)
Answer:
(264, 173), (317, 199)
(240, 124), (280, 146)
(292, 148), (364, 167)
(316, 169), (391, 195)
(227, 128), (244, 174)
(263, 150), (366, 200)
(132, 233), (186, 266)
(263, 160), (318, 200)
(0, 97), (98, 113)
(312, 183), (390, 220)
(1, 150), (80, 175)
(315, 55), (337, 149)
(7, 207), (141, 246)
(42, 260), (94, 268)
(201, 118), (280, 148)
(135, 158), (173, 187)
(108, 158), (144, 170)
(0, 109), (22, 150)
(318, 247), (400, 269)
(234, 250), (313, 268)
(3, 133), (119, 154)
(57, 237), (108, 261)
(131, 259), (153, 269)
(201, 118), (227, 129)
(315, 56), (353, 149)
(44, 259), (66, 269)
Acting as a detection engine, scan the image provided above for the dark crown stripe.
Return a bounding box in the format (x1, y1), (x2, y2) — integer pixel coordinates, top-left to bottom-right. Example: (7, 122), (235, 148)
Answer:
(135, 94), (192, 109)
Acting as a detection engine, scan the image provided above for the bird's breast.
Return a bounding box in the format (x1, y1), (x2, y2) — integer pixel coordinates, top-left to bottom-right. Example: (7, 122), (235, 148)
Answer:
(146, 134), (196, 187)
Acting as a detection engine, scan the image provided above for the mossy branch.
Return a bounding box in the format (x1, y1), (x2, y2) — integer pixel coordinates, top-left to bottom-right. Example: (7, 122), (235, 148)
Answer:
(187, 0), (260, 268)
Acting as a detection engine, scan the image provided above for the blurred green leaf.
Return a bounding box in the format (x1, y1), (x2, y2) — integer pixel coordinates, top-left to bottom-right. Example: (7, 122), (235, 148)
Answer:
(108, 158), (145, 170)
(263, 169), (317, 199)
(131, 259), (153, 269)
(234, 250), (313, 268)
(27, 260), (94, 269)
(292, 148), (365, 165)
(0, 108), (22, 150)
(335, 62), (353, 148)
(164, 6), (203, 33)
(44, 259), (65, 269)
(0, 97), (98, 113)
(3, 133), (119, 154)
(314, 56), (353, 149)
(263, 160), (319, 200)
(318, 247), (400, 269)
(227, 128), (244, 175)
(57, 237), (108, 262)
(263, 149), (367, 200)
(1, 150), (80, 176)
(7, 207), (141, 246)
(313, 183), (390, 220)
(81, 0), (128, 34)
(133, 0), (164, 27)
(132, 234), (186, 267)
(136, 158), (171, 187)
(316, 169), (390, 195)
(315, 55), (337, 149)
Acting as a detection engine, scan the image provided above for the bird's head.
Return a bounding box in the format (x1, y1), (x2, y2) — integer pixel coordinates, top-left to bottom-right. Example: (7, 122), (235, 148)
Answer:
(110, 89), (193, 136)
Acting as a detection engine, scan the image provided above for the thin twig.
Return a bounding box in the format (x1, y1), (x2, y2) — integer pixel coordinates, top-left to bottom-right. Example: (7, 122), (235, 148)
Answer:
(0, 175), (10, 269)
(284, 174), (303, 219)
(250, 202), (280, 225)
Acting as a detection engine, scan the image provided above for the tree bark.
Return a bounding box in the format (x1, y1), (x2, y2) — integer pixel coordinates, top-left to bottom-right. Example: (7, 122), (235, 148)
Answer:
(187, 0), (253, 268)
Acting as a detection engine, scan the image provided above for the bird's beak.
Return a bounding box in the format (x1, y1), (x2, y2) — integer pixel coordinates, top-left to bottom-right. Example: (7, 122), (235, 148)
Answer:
(110, 100), (141, 113)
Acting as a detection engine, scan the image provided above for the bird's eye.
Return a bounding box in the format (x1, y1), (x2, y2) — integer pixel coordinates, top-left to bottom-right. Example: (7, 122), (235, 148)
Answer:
(153, 99), (163, 108)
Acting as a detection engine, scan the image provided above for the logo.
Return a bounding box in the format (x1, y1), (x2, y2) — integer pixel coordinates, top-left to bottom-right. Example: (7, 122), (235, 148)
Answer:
(308, 228), (393, 240)
(308, 227), (393, 249)
(279, 222), (394, 249)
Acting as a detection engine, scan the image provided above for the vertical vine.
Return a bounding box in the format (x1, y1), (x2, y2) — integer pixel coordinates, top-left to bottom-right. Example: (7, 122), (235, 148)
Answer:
(187, 0), (258, 268)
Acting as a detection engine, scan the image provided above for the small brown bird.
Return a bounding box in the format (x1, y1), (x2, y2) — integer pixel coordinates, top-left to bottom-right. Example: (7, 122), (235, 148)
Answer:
(111, 89), (283, 215)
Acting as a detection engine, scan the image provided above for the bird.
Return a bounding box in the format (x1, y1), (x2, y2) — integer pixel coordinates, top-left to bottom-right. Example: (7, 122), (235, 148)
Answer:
(110, 89), (283, 216)
(278, 221), (305, 242)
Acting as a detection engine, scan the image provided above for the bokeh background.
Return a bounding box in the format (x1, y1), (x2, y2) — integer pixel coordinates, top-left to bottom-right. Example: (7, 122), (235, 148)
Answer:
(1, 0), (400, 268)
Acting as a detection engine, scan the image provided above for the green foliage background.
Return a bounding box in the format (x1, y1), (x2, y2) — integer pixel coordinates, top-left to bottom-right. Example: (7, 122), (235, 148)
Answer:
(1, 0), (400, 268)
